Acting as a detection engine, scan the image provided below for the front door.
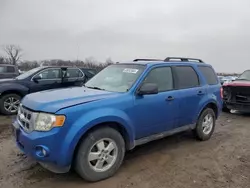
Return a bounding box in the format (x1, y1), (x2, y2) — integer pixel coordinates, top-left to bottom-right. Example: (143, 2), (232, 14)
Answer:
(132, 66), (180, 139)
(29, 68), (62, 93)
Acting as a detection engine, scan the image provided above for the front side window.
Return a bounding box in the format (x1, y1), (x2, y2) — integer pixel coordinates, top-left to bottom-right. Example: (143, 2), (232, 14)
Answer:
(142, 66), (173, 92)
(36, 69), (61, 80)
(85, 64), (145, 92)
(175, 66), (199, 89)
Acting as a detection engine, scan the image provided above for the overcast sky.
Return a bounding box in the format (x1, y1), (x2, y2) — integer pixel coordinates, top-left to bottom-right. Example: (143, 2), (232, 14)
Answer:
(0, 0), (250, 72)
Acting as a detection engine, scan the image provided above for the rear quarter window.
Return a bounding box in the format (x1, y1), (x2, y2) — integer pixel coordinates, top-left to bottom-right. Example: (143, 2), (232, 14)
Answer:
(198, 66), (218, 85)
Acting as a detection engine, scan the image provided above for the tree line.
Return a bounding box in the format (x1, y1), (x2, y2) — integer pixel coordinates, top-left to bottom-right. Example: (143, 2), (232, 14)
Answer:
(0, 45), (113, 71)
(0, 44), (241, 75)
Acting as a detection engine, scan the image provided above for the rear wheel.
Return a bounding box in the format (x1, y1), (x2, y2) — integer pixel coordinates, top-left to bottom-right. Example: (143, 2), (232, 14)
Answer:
(75, 127), (125, 182)
(0, 93), (21, 115)
(194, 108), (216, 141)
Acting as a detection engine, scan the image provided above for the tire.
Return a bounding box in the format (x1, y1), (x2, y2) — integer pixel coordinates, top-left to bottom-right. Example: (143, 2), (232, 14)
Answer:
(75, 127), (125, 182)
(0, 93), (21, 115)
(194, 108), (216, 141)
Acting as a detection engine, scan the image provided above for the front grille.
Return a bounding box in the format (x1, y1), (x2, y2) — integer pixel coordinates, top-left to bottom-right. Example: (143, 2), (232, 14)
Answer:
(17, 104), (36, 132)
(223, 86), (250, 104)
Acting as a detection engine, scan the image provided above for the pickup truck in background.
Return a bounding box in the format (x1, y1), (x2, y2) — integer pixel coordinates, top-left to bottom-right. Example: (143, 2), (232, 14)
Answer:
(222, 70), (250, 112)
(0, 64), (20, 79)
(0, 66), (96, 115)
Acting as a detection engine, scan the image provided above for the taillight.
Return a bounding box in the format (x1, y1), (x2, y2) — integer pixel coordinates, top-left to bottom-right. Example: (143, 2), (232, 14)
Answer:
(220, 87), (223, 98)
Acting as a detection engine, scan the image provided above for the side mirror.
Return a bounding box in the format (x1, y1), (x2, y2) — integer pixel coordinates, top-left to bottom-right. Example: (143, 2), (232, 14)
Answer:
(33, 75), (41, 82)
(137, 83), (158, 95)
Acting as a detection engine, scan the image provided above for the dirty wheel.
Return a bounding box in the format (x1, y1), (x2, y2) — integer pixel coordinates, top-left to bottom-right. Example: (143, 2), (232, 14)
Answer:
(0, 94), (21, 115)
(194, 108), (216, 141)
(75, 127), (125, 182)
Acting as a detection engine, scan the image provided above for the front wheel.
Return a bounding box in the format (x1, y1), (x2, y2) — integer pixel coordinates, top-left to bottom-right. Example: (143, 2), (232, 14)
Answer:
(75, 127), (125, 182)
(0, 93), (21, 115)
(194, 108), (216, 141)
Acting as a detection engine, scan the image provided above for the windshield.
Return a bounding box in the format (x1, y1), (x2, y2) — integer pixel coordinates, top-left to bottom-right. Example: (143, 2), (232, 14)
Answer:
(85, 64), (145, 92)
(237, 70), (250, 80)
(16, 67), (43, 79)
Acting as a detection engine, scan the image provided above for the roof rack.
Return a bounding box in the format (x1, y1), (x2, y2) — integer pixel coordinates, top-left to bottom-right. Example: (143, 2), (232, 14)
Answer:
(164, 57), (204, 63)
(133, 58), (163, 62)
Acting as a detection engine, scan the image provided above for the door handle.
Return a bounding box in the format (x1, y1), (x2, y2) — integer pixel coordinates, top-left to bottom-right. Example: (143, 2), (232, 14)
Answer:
(166, 96), (174, 101)
(197, 91), (205, 95)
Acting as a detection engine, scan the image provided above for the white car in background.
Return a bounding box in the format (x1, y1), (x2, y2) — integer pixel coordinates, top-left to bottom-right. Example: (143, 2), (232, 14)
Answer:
(221, 76), (238, 85)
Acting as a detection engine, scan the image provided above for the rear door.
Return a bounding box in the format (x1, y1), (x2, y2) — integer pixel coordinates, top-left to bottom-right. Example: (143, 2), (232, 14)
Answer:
(173, 65), (206, 128)
(29, 68), (62, 92)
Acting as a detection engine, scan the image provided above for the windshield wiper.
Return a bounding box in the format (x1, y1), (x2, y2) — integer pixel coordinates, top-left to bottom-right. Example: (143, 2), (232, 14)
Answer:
(84, 86), (106, 90)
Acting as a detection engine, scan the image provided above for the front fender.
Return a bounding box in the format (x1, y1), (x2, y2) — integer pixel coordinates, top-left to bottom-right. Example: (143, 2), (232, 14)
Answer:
(59, 108), (135, 166)
(0, 83), (29, 96)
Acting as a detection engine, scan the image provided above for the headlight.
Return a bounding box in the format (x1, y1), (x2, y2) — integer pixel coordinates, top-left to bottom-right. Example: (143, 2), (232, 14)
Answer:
(34, 113), (65, 131)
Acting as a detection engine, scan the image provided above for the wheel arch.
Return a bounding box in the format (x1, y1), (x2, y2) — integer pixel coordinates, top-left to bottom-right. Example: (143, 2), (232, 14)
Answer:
(71, 121), (133, 166)
(0, 90), (25, 97)
(197, 101), (219, 120)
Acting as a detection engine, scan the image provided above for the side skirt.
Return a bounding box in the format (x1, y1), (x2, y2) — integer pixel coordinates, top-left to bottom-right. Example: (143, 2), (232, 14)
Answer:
(134, 124), (196, 147)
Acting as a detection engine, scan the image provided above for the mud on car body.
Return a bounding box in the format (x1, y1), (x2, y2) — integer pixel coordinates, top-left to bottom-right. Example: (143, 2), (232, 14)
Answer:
(222, 70), (250, 112)
(13, 57), (222, 182)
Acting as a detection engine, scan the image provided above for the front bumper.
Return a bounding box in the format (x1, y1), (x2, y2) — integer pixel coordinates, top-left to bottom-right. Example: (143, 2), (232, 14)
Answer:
(224, 101), (250, 112)
(12, 120), (71, 173)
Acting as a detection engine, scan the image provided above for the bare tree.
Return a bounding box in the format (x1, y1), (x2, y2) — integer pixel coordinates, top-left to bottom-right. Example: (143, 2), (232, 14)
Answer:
(3, 45), (22, 65)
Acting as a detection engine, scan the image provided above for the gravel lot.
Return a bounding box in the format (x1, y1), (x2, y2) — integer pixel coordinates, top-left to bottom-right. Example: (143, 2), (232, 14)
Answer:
(0, 112), (250, 188)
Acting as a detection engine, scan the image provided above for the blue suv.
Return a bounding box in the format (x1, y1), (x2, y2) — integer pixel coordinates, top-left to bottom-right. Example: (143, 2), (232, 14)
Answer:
(13, 57), (222, 182)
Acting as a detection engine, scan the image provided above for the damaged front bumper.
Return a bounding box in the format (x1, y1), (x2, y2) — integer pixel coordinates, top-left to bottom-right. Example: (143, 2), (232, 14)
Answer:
(224, 102), (250, 112)
(223, 85), (250, 112)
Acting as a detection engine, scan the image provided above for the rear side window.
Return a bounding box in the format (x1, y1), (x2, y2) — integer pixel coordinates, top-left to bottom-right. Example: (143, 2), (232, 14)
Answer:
(174, 66), (199, 89)
(66, 68), (83, 78)
(198, 66), (218, 85)
(6, 66), (15, 73)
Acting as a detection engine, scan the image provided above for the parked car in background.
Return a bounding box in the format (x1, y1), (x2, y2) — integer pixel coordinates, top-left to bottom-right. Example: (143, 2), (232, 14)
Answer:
(220, 75), (238, 85)
(13, 57), (222, 182)
(0, 64), (19, 79)
(218, 76), (224, 85)
(0, 66), (93, 115)
(222, 70), (250, 112)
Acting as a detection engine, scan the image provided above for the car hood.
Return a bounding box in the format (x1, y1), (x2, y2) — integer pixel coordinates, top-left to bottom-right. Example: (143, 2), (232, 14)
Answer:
(0, 78), (16, 83)
(22, 87), (121, 113)
(223, 80), (250, 87)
